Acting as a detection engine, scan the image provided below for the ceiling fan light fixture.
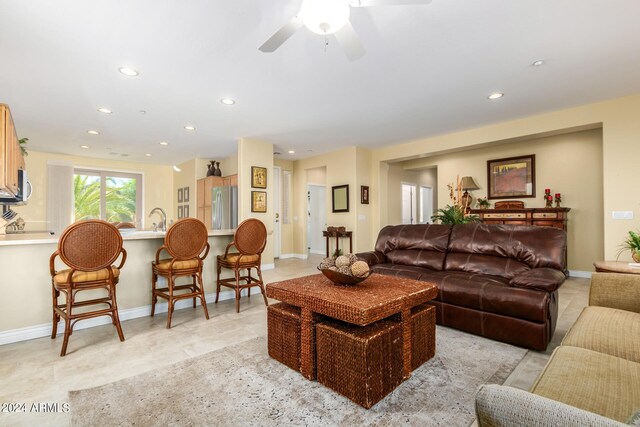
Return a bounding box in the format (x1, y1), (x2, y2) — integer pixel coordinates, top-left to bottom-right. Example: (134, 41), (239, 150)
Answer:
(300, 0), (350, 35)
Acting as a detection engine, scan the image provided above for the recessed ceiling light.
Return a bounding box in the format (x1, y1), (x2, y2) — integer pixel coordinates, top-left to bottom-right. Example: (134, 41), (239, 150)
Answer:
(119, 67), (139, 77)
(487, 92), (504, 100)
(288, 150), (295, 154)
(159, 141), (169, 146)
(220, 98), (236, 105)
(80, 145), (89, 149)
(145, 153), (152, 157)
(184, 125), (196, 131)
(87, 130), (100, 135)
(173, 165), (181, 172)
(532, 60), (545, 67)
(97, 107), (113, 114)
(139, 110), (147, 115)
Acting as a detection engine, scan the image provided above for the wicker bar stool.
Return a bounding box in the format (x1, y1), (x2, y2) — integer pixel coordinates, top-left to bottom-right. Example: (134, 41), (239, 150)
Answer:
(50, 220), (127, 356)
(215, 218), (268, 313)
(151, 218), (210, 328)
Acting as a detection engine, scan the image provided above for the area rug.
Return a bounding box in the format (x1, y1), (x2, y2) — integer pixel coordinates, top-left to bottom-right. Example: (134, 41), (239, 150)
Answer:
(69, 326), (527, 427)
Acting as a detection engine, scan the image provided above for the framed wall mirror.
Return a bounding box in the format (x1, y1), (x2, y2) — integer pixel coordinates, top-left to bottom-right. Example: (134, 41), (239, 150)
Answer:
(332, 185), (349, 213)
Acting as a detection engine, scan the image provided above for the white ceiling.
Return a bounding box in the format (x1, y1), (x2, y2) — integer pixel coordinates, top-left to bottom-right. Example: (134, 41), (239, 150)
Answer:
(1, 0), (639, 164)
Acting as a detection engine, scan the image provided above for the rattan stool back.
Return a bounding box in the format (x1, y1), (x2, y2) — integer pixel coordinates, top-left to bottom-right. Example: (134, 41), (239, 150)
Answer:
(234, 218), (267, 255)
(58, 220), (123, 271)
(164, 218), (209, 260)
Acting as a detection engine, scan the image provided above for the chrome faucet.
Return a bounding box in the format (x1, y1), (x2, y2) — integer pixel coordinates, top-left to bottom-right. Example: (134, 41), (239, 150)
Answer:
(149, 207), (167, 232)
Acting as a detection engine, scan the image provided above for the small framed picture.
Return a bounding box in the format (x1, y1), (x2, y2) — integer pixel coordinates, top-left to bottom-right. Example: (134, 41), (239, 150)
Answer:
(178, 188), (184, 203)
(251, 166), (267, 189)
(183, 187), (190, 203)
(361, 185), (369, 204)
(183, 204), (189, 218)
(251, 191), (267, 213)
(178, 205), (184, 219)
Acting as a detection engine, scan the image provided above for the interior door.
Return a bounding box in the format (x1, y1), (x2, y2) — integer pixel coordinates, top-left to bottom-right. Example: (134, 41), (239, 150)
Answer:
(420, 186), (433, 223)
(273, 166), (281, 258)
(401, 183), (417, 224)
(307, 184), (326, 255)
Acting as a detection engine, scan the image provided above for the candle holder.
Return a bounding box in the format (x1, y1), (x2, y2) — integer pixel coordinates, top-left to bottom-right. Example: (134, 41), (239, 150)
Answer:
(555, 194), (562, 208)
(544, 189), (553, 208)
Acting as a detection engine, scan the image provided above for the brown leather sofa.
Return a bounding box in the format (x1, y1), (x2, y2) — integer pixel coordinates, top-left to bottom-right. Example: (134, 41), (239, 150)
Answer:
(356, 223), (568, 351)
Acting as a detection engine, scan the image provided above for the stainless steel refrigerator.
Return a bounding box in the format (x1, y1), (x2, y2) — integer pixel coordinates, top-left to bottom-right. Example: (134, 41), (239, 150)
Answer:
(212, 185), (238, 229)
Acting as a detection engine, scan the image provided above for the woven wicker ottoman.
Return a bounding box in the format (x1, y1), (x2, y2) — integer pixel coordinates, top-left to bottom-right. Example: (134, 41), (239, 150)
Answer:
(412, 303), (436, 370)
(316, 318), (404, 408)
(267, 302), (301, 372)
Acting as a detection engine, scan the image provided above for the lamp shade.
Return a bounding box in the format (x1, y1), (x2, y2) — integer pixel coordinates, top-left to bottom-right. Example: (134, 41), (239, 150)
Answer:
(300, 0), (350, 35)
(460, 176), (480, 191)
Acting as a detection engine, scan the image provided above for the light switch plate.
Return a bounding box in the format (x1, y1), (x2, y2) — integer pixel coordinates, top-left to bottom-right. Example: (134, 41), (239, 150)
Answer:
(358, 214), (366, 221)
(612, 211), (634, 220)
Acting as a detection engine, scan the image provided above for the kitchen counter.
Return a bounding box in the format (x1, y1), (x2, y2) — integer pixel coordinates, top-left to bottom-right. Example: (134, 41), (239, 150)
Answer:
(0, 229), (236, 246)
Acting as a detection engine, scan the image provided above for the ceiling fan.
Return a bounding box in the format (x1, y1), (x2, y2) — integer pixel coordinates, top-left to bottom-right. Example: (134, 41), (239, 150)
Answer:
(259, 0), (432, 61)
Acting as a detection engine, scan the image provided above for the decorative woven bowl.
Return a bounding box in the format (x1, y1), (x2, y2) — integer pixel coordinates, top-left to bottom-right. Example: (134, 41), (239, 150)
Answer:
(317, 267), (371, 286)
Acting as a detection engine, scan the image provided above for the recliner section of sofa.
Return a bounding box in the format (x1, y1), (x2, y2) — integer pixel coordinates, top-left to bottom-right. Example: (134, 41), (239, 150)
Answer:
(356, 223), (568, 350)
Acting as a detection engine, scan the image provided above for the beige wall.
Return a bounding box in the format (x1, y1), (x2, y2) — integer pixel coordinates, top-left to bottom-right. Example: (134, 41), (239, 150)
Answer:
(173, 159), (196, 221)
(397, 129), (603, 271)
(14, 151), (173, 231)
(306, 166), (327, 185)
(274, 158), (294, 256)
(238, 138), (274, 265)
(371, 94), (640, 264)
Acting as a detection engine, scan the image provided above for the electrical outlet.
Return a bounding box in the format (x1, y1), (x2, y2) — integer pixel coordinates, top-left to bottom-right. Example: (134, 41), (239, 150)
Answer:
(612, 211), (634, 220)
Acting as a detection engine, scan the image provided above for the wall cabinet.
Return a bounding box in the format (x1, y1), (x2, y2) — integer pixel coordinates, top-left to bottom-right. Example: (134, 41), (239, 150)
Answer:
(196, 174), (237, 229)
(0, 104), (25, 197)
(468, 207), (570, 231)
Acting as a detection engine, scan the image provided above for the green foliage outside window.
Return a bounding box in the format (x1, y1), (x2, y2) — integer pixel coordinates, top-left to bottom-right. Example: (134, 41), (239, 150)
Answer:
(74, 174), (137, 223)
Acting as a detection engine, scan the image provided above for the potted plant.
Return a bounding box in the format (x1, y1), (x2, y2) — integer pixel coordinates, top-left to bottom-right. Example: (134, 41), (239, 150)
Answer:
(19, 138), (28, 156)
(476, 197), (490, 209)
(431, 205), (480, 225)
(618, 230), (640, 262)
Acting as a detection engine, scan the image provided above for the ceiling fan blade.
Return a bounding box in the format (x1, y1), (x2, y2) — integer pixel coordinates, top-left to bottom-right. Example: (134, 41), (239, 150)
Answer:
(350, 0), (432, 6)
(334, 21), (366, 61)
(259, 15), (304, 53)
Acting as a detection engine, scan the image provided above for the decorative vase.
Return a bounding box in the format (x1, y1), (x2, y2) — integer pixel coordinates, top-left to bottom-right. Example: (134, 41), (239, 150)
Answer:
(213, 161), (222, 177)
(633, 250), (640, 263)
(207, 161), (216, 177)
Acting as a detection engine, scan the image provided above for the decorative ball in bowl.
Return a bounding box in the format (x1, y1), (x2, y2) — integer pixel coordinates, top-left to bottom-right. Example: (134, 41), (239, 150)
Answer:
(317, 255), (371, 286)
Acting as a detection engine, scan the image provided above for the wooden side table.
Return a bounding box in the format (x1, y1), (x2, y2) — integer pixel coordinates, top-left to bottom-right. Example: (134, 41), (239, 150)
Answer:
(594, 261), (640, 274)
(322, 230), (353, 257)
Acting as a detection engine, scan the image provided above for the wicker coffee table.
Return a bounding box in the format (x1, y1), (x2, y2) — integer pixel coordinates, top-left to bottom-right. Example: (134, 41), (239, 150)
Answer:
(266, 273), (437, 381)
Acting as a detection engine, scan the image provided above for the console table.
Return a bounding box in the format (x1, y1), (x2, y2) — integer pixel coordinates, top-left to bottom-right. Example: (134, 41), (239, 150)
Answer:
(468, 207), (570, 231)
(322, 229), (353, 257)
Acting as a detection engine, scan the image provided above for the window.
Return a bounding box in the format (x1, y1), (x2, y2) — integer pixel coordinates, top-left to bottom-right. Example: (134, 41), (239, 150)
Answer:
(74, 169), (142, 224)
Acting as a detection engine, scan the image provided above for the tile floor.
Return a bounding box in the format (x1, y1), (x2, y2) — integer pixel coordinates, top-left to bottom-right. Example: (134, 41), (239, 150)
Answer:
(0, 255), (590, 426)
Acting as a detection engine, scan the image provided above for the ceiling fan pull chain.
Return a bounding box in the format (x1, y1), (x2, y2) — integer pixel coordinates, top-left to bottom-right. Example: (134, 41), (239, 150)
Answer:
(324, 34), (328, 53)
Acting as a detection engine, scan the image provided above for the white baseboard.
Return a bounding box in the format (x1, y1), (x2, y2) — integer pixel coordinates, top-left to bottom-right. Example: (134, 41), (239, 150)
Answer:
(261, 263), (275, 271)
(278, 253), (308, 260)
(569, 270), (592, 279)
(0, 289), (248, 346)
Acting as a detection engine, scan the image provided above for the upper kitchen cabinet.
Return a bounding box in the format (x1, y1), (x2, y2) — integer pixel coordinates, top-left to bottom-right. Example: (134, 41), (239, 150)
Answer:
(0, 104), (26, 198)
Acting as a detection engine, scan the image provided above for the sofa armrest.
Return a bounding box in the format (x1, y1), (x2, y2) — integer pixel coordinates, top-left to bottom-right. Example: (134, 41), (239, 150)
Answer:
(475, 384), (625, 427)
(509, 268), (566, 292)
(590, 272), (640, 313)
(355, 251), (386, 266)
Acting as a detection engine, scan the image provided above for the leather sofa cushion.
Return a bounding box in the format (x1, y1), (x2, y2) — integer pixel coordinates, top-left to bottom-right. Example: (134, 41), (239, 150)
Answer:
(374, 224), (452, 270)
(371, 264), (436, 281)
(427, 270), (551, 323)
(445, 253), (530, 280)
(448, 223), (566, 271)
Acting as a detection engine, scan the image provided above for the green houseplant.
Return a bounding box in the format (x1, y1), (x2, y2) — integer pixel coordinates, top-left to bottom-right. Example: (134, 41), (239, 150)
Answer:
(476, 197), (491, 209)
(618, 230), (640, 262)
(19, 138), (28, 156)
(431, 205), (480, 225)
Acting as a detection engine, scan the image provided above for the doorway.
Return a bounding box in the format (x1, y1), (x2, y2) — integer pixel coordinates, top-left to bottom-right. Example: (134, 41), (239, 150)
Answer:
(419, 186), (433, 224)
(273, 166), (281, 258)
(401, 183), (417, 224)
(307, 184), (327, 255)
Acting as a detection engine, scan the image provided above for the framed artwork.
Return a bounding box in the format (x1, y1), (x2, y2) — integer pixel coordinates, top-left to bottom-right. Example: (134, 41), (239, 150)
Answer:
(178, 188), (184, 203)
(361, 185), (369, 204)
(183, 204), (189, 218)
(183, 187), (190, 203)
(251, 191), (267, 212)
(178, 205), (184, 219)
(487, 154), (536, 199)
(332, 185), (349, 213)
(251, 166), (267, 188)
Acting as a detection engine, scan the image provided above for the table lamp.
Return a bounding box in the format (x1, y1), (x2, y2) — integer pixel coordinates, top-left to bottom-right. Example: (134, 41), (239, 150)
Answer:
(460, 176), (480, 213)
